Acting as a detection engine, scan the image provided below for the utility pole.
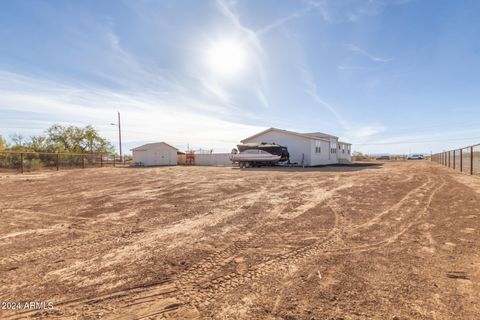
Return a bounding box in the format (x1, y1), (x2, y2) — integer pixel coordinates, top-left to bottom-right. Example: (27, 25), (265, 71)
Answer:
(118, 111), (122, 163)
(110, 111), (123, 163)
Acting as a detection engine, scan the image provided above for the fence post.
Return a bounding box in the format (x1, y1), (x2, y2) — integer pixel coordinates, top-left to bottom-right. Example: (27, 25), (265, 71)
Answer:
(82, 156), (85, 169)
(100, 154), (103, 168)
(460, 149), (463, 172)
(20, 152), (24, 174)
(56, 153), (59, 171)
(453, 150), (455, 170)
(471, 146), (474, 175)
(113, 155), (116, 167)
(448, 151), (450, 168)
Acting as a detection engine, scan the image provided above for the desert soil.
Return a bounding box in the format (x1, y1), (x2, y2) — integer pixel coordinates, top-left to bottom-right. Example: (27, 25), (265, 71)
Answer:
(0, 161), (479, 320)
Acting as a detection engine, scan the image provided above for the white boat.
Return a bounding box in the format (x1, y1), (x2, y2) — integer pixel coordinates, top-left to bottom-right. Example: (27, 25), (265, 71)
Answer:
(230, 149), (281, 162)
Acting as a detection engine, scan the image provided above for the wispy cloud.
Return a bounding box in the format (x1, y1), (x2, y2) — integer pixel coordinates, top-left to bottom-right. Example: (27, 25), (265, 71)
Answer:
(218, 0), (324, 45)
(300, 64), (387, 143)
(215, 0), (328, 109)
(337, 65), (369, 71)
(306, 0), (331, 22)
(300, 66), (349, 129)
(200, 1), (269, 108)
(345, 43), (391, 62)
(347, 125), (386, 139)
(0, 71), (265, 152)
(344, 0), (414, 23)
(351, 126), (480, 154)
(342, 125), (387, 152)
(255, 1), (325, 37)
(4, 1), (323, 150)
(197, 77), (232, 105)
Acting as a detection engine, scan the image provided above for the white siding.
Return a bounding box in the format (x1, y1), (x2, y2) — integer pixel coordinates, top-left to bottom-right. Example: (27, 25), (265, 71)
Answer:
(242, 130), (312, 165)
(310, 139), (337, 165)
(133, 144), (177, 166)
(338, 143), (352, 162)
(194, 153), (232, 166)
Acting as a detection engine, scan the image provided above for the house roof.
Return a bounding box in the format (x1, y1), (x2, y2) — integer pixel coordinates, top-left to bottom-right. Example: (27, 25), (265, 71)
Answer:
(131, 142), (178, 151)
(241, 127), (344, 143)
(302, 132), (339, 139)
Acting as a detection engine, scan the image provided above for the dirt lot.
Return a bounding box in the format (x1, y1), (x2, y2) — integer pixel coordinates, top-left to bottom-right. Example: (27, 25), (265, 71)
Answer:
(0, 161), (479, 319)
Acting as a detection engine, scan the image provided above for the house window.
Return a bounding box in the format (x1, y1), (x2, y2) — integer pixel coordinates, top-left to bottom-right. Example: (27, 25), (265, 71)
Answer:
(315, 140), (321, 153)
(330, 140), (337, 154)
(347, 145), (350, 154)
(342, 144), (345, 154)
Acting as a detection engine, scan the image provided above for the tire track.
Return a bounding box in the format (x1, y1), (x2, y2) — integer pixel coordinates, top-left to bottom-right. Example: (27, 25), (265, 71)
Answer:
(185, 173), (440, 305)
(2, 187), (274, 319)
(329, 175), (446, 255)
(2, 171), (440, 319)
(56, 175), (427, 316)
(104, 187), (332, 319)
(0, 234), (125, 267)
(3, 279), (177, 320)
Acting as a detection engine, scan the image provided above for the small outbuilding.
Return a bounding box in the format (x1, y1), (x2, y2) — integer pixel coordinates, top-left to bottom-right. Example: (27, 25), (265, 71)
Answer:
(131, 142), (178, 166)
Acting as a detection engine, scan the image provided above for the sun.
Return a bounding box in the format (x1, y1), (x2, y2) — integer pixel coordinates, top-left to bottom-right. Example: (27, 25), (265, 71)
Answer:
(206, 40), (246, 77)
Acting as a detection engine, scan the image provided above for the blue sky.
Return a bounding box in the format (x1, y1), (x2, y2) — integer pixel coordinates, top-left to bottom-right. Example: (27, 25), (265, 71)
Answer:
(1, 0), (480, 154)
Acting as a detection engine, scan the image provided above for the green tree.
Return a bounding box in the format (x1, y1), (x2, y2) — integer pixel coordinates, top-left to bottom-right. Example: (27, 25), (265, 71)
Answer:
(8, 134), (27, 151)
(0, 135), (6, 151)
(5, 125), (114, 154)
(352, 151), (369, 161)
(27, 135), (51, 152)
(45, 124), (114, 153)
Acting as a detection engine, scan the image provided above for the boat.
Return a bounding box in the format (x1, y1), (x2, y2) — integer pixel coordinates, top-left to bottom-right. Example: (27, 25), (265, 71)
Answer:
(236, 142), (289, 162)
(230, 142), (289, 167)
(230, 149), (281, 163)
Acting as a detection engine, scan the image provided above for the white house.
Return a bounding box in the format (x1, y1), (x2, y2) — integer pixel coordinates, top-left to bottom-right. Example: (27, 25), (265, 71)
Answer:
(131, 142), (178, 166)
(241, 127), (352, 166)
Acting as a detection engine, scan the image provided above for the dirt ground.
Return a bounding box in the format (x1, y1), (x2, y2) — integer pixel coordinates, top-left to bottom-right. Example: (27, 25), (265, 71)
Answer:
(0, 161), (479, 320)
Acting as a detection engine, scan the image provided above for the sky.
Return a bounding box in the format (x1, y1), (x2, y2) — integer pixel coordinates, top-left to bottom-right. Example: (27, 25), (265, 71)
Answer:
(1, 0), (480, 155)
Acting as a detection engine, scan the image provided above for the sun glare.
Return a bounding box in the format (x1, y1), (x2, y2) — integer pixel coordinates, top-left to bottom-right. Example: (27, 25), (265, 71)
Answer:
(206, 40), (246, 77)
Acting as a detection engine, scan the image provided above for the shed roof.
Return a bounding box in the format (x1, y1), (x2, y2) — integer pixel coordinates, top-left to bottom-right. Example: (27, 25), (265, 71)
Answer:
(131, 142), (178, 151)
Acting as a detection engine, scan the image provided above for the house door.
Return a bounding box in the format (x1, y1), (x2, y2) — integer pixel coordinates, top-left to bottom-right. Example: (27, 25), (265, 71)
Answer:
(161, 152), (167, 165)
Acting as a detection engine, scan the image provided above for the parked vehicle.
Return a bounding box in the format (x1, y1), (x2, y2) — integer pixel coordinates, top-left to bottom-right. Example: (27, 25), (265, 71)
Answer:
(376, 155), (390, 160)
(407, 154), (424, 160)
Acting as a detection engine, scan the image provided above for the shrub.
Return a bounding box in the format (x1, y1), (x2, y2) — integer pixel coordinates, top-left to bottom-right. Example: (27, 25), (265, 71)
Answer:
(25, 158), (44, 170)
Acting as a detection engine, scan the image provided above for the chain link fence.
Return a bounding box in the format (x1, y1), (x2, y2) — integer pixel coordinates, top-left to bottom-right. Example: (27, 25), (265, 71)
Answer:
(0, 151), (131, 173)
(431, 143), (480, 175)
